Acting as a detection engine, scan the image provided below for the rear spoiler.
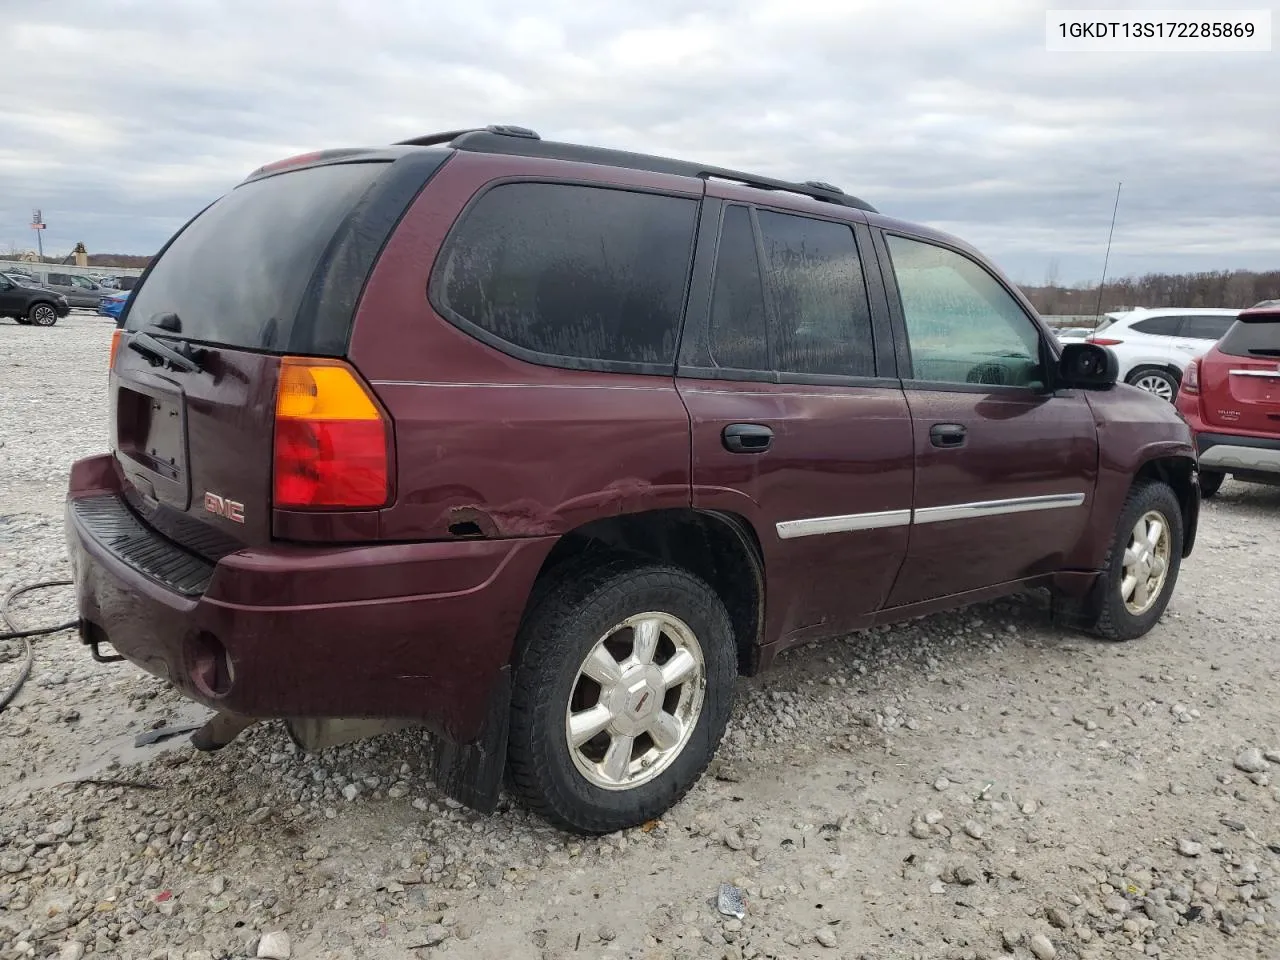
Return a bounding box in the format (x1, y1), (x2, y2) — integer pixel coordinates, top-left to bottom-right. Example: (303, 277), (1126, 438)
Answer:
(1236, 306), (1280, 322)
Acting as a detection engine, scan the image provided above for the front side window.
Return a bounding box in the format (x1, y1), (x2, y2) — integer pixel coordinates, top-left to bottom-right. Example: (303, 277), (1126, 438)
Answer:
(886, 235), (1043, 387)
(434, 183), (698, 367)
(757, 211), (875, 378)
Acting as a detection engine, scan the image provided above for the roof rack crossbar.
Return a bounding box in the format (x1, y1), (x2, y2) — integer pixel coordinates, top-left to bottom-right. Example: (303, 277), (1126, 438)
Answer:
(398, 127), (876, 213)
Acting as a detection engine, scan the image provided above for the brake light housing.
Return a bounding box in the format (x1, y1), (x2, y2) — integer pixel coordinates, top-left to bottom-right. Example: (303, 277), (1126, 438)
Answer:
(273, 357), (391, 509)
(1087, 337), (1124, 346)
(108, 329), (121, 370)
(1182, 358), (1200, 395)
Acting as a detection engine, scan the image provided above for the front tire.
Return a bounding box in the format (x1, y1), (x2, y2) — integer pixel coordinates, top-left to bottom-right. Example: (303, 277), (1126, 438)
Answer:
(1126, 366), (1179, 402)
(28, 303), (58, 326)
(1082, 479), (1184, 641)
(1199, 470), (1225, 498)
(507, 557), (736, 834)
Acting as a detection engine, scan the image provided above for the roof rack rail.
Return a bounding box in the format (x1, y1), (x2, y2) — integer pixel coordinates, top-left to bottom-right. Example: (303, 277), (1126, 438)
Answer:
(392, 126), (875, 213)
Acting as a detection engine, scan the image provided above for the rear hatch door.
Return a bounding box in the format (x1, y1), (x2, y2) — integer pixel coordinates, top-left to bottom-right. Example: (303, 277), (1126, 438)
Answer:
(1200, 309), (1280, 433)
(111, 153), (443, 557)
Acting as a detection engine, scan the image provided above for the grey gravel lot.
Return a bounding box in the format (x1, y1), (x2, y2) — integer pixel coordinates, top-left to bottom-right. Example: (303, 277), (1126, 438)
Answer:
(2, 313), (1279, 960)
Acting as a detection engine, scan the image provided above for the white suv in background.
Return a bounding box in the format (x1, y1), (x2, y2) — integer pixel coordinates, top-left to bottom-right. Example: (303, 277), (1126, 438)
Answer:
(1059, 307), (1240, 401)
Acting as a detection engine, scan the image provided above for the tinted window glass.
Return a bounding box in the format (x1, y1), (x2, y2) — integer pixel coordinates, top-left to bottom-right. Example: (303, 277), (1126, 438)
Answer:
(1130, 315), (1185, 337)
(1219, 316), (1280, 357)
(436, 183), (697, 366)
(48, 273), (70, 286)
(887, 235), (1043, 387)
(707, 206), (769, 371)
(125, 161), (388, 352)
(757, 211), (874, 377)
(1181, 314), (1236, 340)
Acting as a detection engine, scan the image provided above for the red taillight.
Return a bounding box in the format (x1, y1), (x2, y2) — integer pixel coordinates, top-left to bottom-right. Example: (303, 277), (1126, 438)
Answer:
(1182, 358), (1201, 395)
(1087, 337), (1124, 346)
(108, 329), (121, 370)
(273, 358), (390, 509)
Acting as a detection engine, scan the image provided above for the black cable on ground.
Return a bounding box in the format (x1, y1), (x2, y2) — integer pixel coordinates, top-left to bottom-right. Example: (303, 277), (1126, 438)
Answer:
(0, 580), (76, 712)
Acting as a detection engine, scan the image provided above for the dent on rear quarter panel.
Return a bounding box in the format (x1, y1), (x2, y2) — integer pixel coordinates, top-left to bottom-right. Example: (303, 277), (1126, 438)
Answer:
(344, 152), (699, 541)
(1071, 388), (1196, 569)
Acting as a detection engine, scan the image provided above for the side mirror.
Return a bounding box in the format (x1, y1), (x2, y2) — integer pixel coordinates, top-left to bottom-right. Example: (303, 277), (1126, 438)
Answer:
(1057, 343), (1118, 389)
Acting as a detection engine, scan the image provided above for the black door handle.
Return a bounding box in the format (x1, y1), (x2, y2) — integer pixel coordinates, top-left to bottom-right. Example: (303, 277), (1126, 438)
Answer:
(722, 423), (773, 453)
(929, 423), (967, 448)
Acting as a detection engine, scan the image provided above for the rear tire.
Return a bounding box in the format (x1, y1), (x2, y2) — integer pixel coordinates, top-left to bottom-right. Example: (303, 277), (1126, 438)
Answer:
(1198, 470), (1225, 498)
(1126, 366), (1179, 402)
(507, 556), (736, 834)
(1075, 479), (1184, 641)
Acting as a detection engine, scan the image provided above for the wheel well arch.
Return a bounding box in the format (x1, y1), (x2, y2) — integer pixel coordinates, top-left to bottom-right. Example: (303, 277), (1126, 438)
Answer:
(525, 509), (766, 676)
(1134, 455), (1198, 556)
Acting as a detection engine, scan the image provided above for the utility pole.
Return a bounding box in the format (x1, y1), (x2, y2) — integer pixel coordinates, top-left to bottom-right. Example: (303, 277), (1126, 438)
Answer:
(31, 209), (46, 261)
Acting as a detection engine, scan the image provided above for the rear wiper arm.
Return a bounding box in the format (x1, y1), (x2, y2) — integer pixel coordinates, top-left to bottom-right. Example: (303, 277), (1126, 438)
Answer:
(128, 332), (205, 373)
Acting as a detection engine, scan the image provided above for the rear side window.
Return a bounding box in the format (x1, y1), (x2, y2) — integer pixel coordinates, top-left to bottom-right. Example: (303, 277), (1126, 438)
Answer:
(48, 273), (71, 286)
(125, 161), (390, 353)
(1181, 314), (1236, 340)
(1130, 315), (1184, 337)
(1219, 316), (1280, 357)
(707, 206), (769, 371)
(434, 183), (698, 368)
(757, 211), (874, 378)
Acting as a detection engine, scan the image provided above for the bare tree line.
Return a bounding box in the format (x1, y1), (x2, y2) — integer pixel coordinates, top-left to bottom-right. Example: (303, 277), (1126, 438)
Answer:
(1022, 267), (1280, 316)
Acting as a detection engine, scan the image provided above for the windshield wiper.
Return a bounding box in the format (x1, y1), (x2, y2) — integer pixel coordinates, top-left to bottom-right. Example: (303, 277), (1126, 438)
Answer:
(128, 332), (206, 373)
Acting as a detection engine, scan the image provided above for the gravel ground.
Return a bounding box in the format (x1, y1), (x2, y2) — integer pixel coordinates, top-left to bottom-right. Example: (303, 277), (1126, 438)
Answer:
(2, 313), (1279, 960)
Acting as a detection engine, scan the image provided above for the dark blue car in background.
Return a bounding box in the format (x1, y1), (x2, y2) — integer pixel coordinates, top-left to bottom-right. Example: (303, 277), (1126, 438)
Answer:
(97, 289), (130, 321)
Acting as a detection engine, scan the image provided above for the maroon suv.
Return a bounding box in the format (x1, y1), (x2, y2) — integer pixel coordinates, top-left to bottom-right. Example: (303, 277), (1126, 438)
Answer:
(65, 125), (1201, 834)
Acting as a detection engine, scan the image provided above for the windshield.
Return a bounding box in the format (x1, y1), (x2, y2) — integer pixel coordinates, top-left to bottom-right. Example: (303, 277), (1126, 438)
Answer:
(124, 161), (389, 354)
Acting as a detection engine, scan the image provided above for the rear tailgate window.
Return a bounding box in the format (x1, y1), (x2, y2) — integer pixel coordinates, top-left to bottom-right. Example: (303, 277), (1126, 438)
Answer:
(124, 161), (391, 355)
(1219, 313), (1280, 357)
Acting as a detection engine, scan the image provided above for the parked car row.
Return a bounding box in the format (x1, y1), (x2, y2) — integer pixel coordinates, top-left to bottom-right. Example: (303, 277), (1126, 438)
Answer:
(1057, 308), (1240, 401)
(0, 268), (140, 309)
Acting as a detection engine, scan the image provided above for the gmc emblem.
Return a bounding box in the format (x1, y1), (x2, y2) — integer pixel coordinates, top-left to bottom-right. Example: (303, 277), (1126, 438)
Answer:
(203, 492), (245, 524)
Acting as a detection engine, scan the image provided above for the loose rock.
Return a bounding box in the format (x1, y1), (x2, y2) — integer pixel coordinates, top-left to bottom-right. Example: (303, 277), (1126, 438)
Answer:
(1029, 933), (1056, 960)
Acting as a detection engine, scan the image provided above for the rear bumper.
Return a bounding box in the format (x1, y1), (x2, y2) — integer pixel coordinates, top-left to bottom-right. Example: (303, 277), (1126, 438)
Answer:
(1196, 431), (1280, 476)
(64, 454), (555, 743)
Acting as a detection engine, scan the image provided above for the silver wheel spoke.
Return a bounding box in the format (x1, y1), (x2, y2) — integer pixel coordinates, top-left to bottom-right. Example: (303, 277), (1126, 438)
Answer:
(1120, 573), (1138, 601)
(1133, 578), (1150, 608)
(568, 704), (613, 747)
(1145, 519), (1164, 552)
(601, 734), (634, 782)
(1149, 555), (1166, 577)
(648, 711), (683, 750)
(582, 645), (623, 688)
(660, 649), (698, 688)
(1123, 545), (1141, 567)
(632, 617), (661, 665)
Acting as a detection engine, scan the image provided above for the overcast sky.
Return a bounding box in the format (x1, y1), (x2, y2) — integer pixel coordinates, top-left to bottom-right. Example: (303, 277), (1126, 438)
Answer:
(2, 0), (1276, 284)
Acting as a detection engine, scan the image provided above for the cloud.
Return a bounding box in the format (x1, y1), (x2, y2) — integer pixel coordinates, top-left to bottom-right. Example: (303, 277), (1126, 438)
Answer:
(1, 0), (1275, 284)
